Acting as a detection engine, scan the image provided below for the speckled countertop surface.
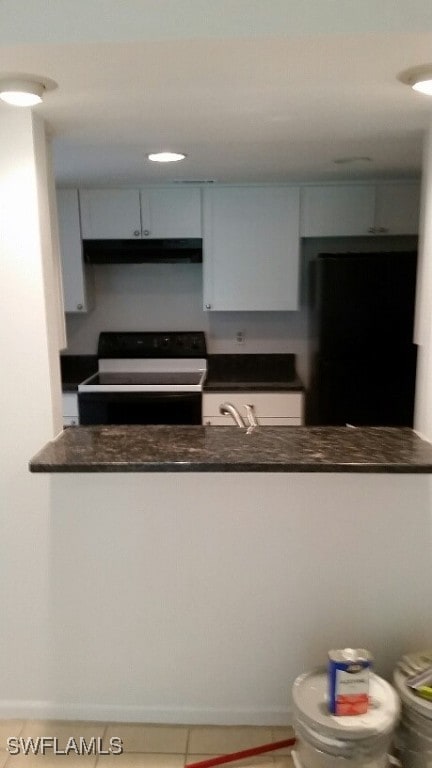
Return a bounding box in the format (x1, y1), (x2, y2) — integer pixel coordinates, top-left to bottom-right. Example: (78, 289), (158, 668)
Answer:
(29, 425), (432, 473)
(61, 353), (304, 392)
(204, 354), (303, 391)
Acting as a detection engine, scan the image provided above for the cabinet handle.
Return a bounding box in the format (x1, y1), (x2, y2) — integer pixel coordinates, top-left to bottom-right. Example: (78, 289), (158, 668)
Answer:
(369, 226), (389, 234)
(76, 303), (83, 310)
(205, 303), (211, 310)
(143, 229), (150, 237)
(133, 230), (141, 237)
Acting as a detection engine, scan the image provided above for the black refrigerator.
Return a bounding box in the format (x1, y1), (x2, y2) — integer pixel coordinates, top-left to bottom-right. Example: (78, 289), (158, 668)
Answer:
(308, 251), (418, 426)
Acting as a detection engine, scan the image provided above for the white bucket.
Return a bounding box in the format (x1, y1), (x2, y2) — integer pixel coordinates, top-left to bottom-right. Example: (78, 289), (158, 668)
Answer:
(292, 669), (400, 768)
(393, 667), (432, 768)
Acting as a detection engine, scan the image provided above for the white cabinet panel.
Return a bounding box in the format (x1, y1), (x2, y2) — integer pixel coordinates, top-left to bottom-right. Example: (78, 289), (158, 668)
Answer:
(140, 187), (202, 238)
(203, 416), (302, 425)
(374, 182), (420, 235)
(79, 189), (141, 239)
(203, 186), (300, 311)
(79, 187), (202, 240)
(62, 393), (79, 426)
(203, 391), (304, 425)
(57, 189), (94, 313)
(301, 182), (420, 237)
(301, 185), (375, 237)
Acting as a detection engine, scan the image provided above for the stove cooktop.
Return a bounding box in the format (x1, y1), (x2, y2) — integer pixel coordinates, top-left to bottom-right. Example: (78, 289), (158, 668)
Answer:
(86, 372), (204, 386)
(78, 331), (208, 393)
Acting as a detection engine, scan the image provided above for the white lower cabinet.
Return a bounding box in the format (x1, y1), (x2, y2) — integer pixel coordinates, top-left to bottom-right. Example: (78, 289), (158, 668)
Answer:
(202, 391), (304, 426)
(62, 393), (79, 426)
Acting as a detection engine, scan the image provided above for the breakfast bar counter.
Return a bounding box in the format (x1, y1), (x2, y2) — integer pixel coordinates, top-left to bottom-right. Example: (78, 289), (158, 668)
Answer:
(29, 425), (432, 473)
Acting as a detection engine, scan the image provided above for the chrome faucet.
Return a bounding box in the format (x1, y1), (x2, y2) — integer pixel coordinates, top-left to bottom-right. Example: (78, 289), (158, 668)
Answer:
(219, 402), (246, 428)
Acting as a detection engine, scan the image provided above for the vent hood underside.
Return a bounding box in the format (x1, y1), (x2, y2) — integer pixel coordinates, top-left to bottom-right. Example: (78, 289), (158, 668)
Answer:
(83, 238), (202, 264)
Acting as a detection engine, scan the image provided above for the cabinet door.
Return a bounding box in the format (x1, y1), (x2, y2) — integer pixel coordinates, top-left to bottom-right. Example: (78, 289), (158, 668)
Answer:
(79, 189), (141, 239)
(62, 393), (79, 426)
(203, 416), (302, 425)
(140, 187), (202, 238)
(57, 189), (94, 313)
(301, 185), (375, 237)
(203, 186), (300, 311)
(203, 391), (303, 420)
(374, 182), (420, 235)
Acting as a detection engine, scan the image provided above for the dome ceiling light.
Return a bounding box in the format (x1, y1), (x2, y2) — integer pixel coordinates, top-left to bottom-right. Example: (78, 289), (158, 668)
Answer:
(399, 65), (432, 95)
(147, 152), (186, 163)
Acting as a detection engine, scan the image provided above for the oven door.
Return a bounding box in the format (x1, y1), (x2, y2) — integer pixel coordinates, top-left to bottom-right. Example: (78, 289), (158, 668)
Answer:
(78, 391), (202, 425)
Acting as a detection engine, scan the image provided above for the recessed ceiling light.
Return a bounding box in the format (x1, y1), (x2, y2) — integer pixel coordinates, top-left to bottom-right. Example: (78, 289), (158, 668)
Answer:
(398, 65), (432, 95)
(147, 152), (186, 163)
(0, 78), (45, 106)
(0, 73), (57, 107)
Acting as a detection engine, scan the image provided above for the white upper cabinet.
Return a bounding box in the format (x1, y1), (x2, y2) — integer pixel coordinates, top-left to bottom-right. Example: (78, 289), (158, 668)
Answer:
(373, 182), (420, 235)
(140, 188), (202, 238)
(79, 189), (141, 239)
(300, 185), (375, 237)
(57, 189), (94, 313)
(79, 187), (202, 240)
(203, 186), (300, 311)
(300, 181), (420, 237)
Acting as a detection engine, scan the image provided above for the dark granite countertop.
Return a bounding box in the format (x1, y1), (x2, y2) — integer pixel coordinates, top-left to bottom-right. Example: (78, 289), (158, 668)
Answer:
(29, 426), (432, 473)
(61, 353), (304, 393)
(204, 354), (303, 392)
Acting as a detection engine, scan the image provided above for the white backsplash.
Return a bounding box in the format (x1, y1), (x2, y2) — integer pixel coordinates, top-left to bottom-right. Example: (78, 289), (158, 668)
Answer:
(64, 262), (310, 382)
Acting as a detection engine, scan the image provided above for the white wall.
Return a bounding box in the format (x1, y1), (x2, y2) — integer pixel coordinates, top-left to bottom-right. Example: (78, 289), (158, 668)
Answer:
(64, 262), (310, 380)
(0, 107), (64, 707)
(415, 121), (432, 440)
(2, 471), (430, 724)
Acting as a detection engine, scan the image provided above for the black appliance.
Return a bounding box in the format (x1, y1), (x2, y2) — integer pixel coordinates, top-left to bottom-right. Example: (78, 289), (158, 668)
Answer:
(308, 251), (418, 426)
(83, 238), (202, 264)
(78, 331), (207, 425)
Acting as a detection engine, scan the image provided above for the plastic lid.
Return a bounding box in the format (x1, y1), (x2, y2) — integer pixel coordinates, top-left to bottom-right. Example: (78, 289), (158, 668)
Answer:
(292, 668), (400, 740)
(393, 667), (432, 718)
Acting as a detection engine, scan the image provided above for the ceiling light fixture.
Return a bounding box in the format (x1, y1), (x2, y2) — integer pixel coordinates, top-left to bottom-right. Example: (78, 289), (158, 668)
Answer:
(398, 65), (432, 95)
(0, 78), (45, 106)
(147, 152), (186, 163)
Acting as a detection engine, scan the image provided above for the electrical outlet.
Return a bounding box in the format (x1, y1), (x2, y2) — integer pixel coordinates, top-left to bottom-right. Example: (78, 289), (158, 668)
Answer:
(236, 330), (246, 344)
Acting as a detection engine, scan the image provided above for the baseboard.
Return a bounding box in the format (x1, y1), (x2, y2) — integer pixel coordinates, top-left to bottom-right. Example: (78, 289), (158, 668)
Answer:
(0, 701), (292, 726)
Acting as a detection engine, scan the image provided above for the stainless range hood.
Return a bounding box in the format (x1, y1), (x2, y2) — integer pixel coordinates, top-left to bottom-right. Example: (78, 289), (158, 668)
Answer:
(83, 238), (202, 264)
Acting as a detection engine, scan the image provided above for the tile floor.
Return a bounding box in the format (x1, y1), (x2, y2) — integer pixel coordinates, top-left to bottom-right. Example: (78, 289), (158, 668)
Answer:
(0, 721), (295, 768)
